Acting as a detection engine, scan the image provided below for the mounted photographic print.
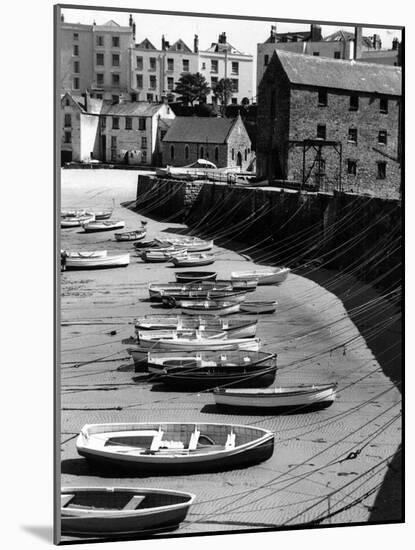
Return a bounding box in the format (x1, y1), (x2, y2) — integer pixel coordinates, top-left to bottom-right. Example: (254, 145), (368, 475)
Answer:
(55, 3), (403, 545)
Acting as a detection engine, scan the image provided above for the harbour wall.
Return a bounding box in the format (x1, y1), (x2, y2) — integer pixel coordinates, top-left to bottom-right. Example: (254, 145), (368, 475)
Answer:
(135, 175), (402, 288)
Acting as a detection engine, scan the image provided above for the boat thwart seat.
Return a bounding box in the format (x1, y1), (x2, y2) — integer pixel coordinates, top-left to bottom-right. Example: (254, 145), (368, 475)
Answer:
(123, 495), (146, 510)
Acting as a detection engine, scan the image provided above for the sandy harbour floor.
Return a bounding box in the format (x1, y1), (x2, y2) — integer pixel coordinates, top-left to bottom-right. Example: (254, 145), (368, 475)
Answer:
(59, 169), (401, 542)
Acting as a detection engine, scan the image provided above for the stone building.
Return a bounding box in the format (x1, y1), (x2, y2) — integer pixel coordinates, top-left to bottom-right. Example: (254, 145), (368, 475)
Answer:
(100, 101), (175, 164)
(199, 33), (254, 105)
(256, 50), (402, 199)
(129, 36), (199, 103)
(60, 92), (103, 164)
(161, 115), (252, 169)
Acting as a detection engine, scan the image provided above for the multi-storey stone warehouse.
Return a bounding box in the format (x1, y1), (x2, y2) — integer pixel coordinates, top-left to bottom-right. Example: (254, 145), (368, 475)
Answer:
(256, 50), (402, 198)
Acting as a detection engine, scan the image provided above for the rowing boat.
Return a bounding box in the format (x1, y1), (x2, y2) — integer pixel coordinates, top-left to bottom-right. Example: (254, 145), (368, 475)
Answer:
(175, 271), (217, 283)
(61, 486), (195, 537)
(148, 282), (231, 301)
(156, 238), (214, 252)
(61, 214), (95, 228)
(115, 229), (146, 242)
(239, 301), (278, 314)
(141, 249), (186, 263)
(170, 254), (215, 267)
(83, 220), (126, 233)
(231, 267), (290, 285)
(160, 289), (247, 307)
(135, 330), (260, 351)
(64, 253), (130, 270)
(76, 422), (274, 473)
(180, 300), (241, 316)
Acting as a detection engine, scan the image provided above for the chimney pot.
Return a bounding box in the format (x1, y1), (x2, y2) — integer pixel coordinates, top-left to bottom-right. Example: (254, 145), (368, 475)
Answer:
(310, 24), (322, 42)
(354, 26), (363, 59)
(194, 34), (199, 53)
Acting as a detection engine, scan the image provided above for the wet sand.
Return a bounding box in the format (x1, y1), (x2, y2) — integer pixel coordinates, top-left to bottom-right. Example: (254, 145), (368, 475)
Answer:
(59, 169), (402, 541)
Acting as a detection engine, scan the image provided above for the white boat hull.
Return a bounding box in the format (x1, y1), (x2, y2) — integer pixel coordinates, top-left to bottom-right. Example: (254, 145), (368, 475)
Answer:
(240, 301), (278, 314)
(231, 267), (290, 285)
(171, 254), (215, 267)
(135, 336), (260, 351)
(65, 253), (130, 269)
(83, 220), (126, 232)
(180, 302), (241, 316)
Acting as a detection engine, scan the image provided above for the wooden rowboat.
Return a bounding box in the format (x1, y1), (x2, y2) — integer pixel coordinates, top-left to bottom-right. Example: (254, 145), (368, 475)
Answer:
(135, 315), (258, 338)
(64, 250), (107, 259)
(61, 214), (95, 228)
(115, 229), (146, 242)
(240, 301), (278, 314)
(156, 238), (214, 252)
(76, 422), (275, 473)
(133, 240), (161, 250)
(64, 253), (130, 270)
(135, 330), (260, 351)
(83, 220), (126, 233)
(175, 271), (217, 283)
(148, 282), (231, 301)
(141, 249), (186, 263)
(170, 254), (215, 268)
(213, 383), (337, 410)
(137, 329), (227, 348)
(180, 300), (240, 316)
(147, 350), (277, 389)
(218, 279), (258, 292)
(160, 290), (247, 307)
(61, 486), (195, 537)
(231, 267), (290, 285)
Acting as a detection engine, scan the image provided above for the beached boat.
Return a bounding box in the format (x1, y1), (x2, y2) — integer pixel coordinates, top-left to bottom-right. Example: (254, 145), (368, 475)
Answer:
(135, 330), (260, 351)
(61, 208), (91, 218)
(156, 159), (219, 180)
(64, 253), (130, 270)
(61, 486), (195, 537)
(213, 383), (337, 410)
(135, 315), (258, 338)
(175, 271), (217, 283)
(115, 229), (146, 242)
(141, 249), (186, 263)
(180, 300), (241, 316)
(64, 250), (107, 258)
(160, 289), (247, 307)
(61, 214), (95, 228)
(148, 282), (232, 301)
(133, 240), (161, 250)
(170, 253), (215, 268)
(156, 238), (214, 252)
(231, 267), (290, 285)
(240, 301), (278, 314)
(220, 279), (258, 292)
(76, 421), (274, 473)
(83, 220), (126, 233)
(147, 350), (277, 389)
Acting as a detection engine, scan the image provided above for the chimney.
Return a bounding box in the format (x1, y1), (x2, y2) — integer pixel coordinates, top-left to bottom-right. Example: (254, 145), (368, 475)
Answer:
(218, 32), (227, 44)
(310, 24), (322, 42)
(132, 22), (136, 41)
(161, 35), (166, 51)
(83, 90), (90, 112)
(194, 34), (199, 53)
(392, 37), (399, 51)
(129, 14), (133, 27)
(269, 25), (277, 43)
(354, 26), (362, 59)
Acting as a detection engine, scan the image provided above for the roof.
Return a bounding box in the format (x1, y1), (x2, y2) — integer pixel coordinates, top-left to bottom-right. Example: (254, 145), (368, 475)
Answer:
(272, 50), (401, 96)
(264, 31), (310, 44)
(101, 102), (164, 117)
(62, 93), (103, 115)
(168, 39), (193, 53)
(162, 116), (237, 143)
(358, 50), (399, 66)
(323, 30), (374, 49)
(135, 38), (158, 50)
(205, 41), (244, 55)
(159, 118), (175, 131)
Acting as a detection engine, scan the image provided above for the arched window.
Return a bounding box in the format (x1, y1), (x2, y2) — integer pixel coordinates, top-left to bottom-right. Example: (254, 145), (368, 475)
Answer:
(200, 146), (204, 158)
(185, 145), (189, 160)
(231, 148), (235, 161)
(244, 149), (247, 161)
(214, 147), (219, 162)
(170, 145), (174, 160)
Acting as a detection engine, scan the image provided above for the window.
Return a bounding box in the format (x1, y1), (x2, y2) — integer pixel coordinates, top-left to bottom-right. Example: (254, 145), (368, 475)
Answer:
(183, 59), (189, 72)
(334, 51), (341, 59)
(64, 131), (71, 143)
(96, 93), (103, 99)
(142, 150), (147, 162)
(111, 136), (117, 148)
(73, 77), (80, 90)
(348, 128), (358, 143)
(211, 60), (218, 73)
(101, 116), (106, 129)
(136, 56), (143, 70)
(136, 74), (143, 88)
(378, 130), (387, 145)
(231, 79), (239, 92)
(149, 75), (157, 89)
(211, 76), (218, 89)
(201, 62), (206, 70)
(350, 95), (359, 111)
(96, 53), (104, 66)
(112, 54), (120, 67)
(112, 95), (119, 104)
(231, 149), (235, 161)
(139, 117), (146, 131)
(231, 98), (237, 104)
(185, 145), (189, 160)
(96, 36), (104, 47)
(377, 161), (387, 179)
(73, 45), (79, 56)
(264, 54), (269, 66)
(73, 61), (80, 73)
(112, 117), (119, 129)
(112, 73), (120, 86)
(65, 98), (70, 106)
(380, 98), (388, 113)
(167, 58), (174, 71)
(200, 146), (204, 158)
(64, 114), (71, 127)
(317, 124), (326, 140)
(73, 33), (79, 41)
(232, 62), (239, 75)
(318, 89), (327, 106)
(112, 36), (120, 48)
(167, 77), (174, 90)
(96, 73), (104, 86)
(313, 52), (320, 56)
(170, 145), (175, 160)
(244, 149), (247, 161)
(147, 93), (153, 102)
(347, 160), (357, 175)
(215, 147), (219, 162)
(149, 57), (156, 70)
(125, 117), (132, 130)
(141, 136), (147, 148)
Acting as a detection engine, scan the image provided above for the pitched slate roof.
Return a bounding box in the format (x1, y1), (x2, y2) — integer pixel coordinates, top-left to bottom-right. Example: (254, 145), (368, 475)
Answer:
(101, 102), (163, 117)
(135, 38), (158, 50)
(162, 116), (236, 143)
(62, 93), (103, 114)
(323, 30), (374, 49)
(274, 50), (401, 96)
(168, 39), (193, 53)
(264, 31), (310, 44)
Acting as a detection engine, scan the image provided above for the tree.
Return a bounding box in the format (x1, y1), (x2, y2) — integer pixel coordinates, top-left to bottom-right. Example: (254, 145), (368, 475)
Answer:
(173, 73), (211, 106)
(213, 78), (234, 111)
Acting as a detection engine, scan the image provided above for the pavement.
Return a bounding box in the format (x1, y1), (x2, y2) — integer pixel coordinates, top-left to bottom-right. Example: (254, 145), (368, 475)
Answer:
(59, 168), (402, 542)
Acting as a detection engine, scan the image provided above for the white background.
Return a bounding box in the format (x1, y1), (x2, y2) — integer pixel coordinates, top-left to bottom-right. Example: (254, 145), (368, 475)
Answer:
(1, 0), (411, 548)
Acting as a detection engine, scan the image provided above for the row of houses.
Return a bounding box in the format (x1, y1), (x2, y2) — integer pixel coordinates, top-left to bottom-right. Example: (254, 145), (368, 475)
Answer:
(60, 15), (401, 106)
